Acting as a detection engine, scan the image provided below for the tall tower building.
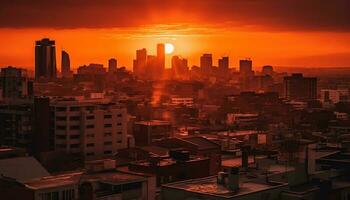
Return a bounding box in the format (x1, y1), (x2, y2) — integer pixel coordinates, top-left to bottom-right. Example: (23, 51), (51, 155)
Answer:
(200, 54), (213, 74)
(218, 56), (229, 71)
(171, 56), (189, 79)
(35, 38), (57, 80)
(108, 58), (117, 73)
(157, 43), (165, 70)
(133, 48), (147, 77)
(61, 50), (71, 78)
(239, 59), (253, 76)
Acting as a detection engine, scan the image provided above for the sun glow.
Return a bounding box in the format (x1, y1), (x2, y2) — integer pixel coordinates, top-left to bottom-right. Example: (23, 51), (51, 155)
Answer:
(165, 43), (175, 54)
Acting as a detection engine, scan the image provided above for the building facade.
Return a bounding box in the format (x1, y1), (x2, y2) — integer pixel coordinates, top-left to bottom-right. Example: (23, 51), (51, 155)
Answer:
(51, 98), (128, 160)
(35, 38), (57, 80)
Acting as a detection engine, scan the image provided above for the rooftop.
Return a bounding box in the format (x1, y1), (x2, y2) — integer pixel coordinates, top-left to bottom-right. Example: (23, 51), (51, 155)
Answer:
(135, 120), (171, 126)
(24, 170), (147, 190)
(163, 176), (288, 198)
(0, 157), (49, 182)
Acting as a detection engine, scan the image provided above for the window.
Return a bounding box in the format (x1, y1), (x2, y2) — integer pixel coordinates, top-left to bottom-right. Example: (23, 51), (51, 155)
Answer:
(56, 107), (67, 112)
(86, 115), (95, 120)
(70, 106), (80, 111)
(56, 135), (66, 139)
(69, 116), (81, 121)
(56, 125), (66, 130)
(86, 124), (94, 129)
(70, 135), (80, 139)
(86, 134), (94, 138)
(104, 132), (112, 137)
(104, 141), (112, 146)
(86, 152), (94, 156)
(117, 123), (122, 126)
(70, 144), (80, 148)
(117, 114), (123, 117)
(70, 125), (80, 130)
(104, 114), (112, 119)
(86, 143), (94, 147)
(104, 150), (112, 154)
(56, 144), (66, 148)
(56, 116), (66, 121)
(104, 124), (112, 128)
(117, 131), (122, 135)
(117, 140), (122, 143)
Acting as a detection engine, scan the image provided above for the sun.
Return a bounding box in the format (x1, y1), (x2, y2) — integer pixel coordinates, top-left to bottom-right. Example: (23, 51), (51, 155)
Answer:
(165, 43), (175, 54)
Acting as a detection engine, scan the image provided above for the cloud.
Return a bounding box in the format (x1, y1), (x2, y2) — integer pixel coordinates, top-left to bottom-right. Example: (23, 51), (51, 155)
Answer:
(0, 0), (349, 31)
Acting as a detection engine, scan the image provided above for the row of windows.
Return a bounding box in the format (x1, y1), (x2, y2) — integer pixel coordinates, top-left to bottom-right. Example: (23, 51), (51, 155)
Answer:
(55, 144), (80, 148)
(39, 189), (75, 200)
(85, 140), (123, 148)
(57, 123), (123, 130)
(86, 151), (113, 156)
(56, 135), (80, 139)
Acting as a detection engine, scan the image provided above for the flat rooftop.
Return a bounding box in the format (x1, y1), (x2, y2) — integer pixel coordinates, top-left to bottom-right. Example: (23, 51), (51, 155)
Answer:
(133, 156), (207, 167)
(24, 170), (147, 190)
(164, 176), (288, 198)
(135, 120), (171, 126)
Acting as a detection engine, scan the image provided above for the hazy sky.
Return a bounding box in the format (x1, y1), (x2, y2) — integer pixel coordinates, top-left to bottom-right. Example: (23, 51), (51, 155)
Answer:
(1, 0), (350, 70)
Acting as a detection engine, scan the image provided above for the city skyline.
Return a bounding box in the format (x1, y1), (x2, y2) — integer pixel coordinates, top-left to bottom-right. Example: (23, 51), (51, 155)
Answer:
(0, 1), (350, 69)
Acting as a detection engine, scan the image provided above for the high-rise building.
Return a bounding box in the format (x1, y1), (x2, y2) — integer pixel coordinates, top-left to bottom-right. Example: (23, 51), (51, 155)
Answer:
(171, 56), (189, 79)
(35, 38), (57, 80)
(283, 73), (317, 101)
(200, 54), (213, 74)
(157, 43), (165, 70)
(61, 50), (71, 78)
(108, 58), (117, 73)
(133, 48), (147, 77)
(218, 56), (229, 71)
(239, 59), (253, 76)
(0, 66), (33, 100)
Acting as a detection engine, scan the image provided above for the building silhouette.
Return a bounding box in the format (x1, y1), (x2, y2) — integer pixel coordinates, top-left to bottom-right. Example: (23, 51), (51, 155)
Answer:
(218, 56), (229, 71)
(35, 38), (57, 80)
(157, 43), (165, 70)
(0, 66), (33, 100)
(200, 54), (213, 74)
(171, 56), (188, 79)
(61, 50), (71, 78)
(283, 73), (317, 101)
(239, 59), (253, 77)
(133, 44), (165, 80)
(133, 48), (147, 77)
(108, 58), (117, 73)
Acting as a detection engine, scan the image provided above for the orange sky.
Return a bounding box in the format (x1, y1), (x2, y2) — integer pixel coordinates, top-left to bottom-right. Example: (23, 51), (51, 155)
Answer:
(1, 1), (350, 71)
(1, 24), (350, 71)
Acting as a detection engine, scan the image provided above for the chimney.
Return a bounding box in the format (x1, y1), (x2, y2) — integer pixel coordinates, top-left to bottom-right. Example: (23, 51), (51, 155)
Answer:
(227, 167), (239, 191)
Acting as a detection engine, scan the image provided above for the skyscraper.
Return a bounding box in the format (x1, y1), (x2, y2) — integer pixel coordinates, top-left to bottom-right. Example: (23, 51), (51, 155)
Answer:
(61, 50), (71, 78)
(108, 58), (117, 73)
(157, 43), (165, 70)
(283, 73), (317, 101)
(239, 59), (253, 76)
(35, 38), (57, 80)
(218, 56), (229, 71)
(133, 48), (147, 77)
(200, 54), (213, 74)
(171, 56), (189, 79)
